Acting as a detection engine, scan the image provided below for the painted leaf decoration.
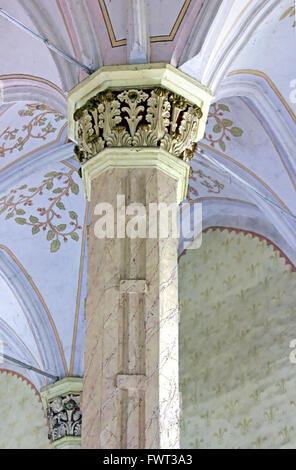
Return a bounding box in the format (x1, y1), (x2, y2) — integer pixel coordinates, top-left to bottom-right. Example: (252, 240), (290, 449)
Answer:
(0, 167), (81, 253)
(230, 127), (243, 137)
(222, 119), (233, 128)
(56, 202), (65, 210)
(47, 230), (55, 241)
(50, 239), (61, 253)
(71, 183), (79, 195)
(219, 141), (226, 152)
(32, 226), (40, 235)
(218, 104), (230, 112)
(213, 125), (221, 133)
(71, 233), (79, 242)
(69, 211), (78, 220)
(15, 217), (26, 225)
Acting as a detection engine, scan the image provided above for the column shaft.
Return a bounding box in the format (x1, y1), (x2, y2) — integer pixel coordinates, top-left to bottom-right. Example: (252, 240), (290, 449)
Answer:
(82, 164), (179, 449)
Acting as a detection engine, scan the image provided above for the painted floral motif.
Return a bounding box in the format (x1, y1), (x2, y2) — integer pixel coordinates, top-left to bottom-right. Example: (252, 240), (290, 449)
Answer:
(188, 168), (225, 199)
(280, 5), (295, 27)
(0, 104), (64, 158)
(0, 170), (82, 253)
(204, 103), (243, 152)
(180, 229), (296, 449)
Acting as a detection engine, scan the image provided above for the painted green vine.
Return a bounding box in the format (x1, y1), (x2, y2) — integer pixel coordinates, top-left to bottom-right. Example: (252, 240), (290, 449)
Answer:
(204, 103), (243, 152)
(0, 170), (82, 253)
(0, 104), (64, 158)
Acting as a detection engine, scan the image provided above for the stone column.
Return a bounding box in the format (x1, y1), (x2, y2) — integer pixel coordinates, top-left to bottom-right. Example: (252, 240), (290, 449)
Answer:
(40, 377), (83, 449)
(68, 64), (211, 449)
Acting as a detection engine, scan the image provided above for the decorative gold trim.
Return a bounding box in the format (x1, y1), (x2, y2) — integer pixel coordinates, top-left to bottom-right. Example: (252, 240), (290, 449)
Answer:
(240, 97), (296, 193)
(0, 275), (46, 370)
(228, 69), (296, 124)
(98, 0), (191, 47)
(60, 160), (78, 171)
(218, 0), (254, 50)
(55, 155), (88, 376)
(184, 196), (256, 207)
(69, 202), (89, 376)
(0, 103), (15, 119)
(199, 142), (290, 212)
(203, 0), (248, 78)
(0, 74), (67, 100)
(98, 0), (126, 47)
(151, 0), (191, 42)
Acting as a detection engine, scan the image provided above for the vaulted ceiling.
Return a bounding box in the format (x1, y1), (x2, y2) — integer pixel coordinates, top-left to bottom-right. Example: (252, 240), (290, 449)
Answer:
(0, 0), (295, 389)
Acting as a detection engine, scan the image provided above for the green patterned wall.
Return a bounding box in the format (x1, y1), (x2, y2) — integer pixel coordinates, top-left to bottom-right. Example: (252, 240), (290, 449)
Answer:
(179, 228), (296, 449)
(0, 370), (51, 449)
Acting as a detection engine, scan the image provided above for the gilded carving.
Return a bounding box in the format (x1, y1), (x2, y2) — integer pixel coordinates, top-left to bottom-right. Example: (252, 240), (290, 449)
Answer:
(73, 88), (203, 163)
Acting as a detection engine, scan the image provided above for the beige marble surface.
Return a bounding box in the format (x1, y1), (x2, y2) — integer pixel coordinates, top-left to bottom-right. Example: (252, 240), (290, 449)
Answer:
(83, 161), (181, 449)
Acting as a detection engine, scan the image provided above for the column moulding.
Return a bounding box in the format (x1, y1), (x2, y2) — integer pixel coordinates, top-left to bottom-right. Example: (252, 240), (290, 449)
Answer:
(82, 147), (190, 204)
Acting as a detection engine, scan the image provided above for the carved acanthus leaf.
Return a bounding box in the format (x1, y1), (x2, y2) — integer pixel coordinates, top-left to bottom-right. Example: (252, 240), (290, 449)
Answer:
(73, 87), (203, 164)
(47, 393), (82, 442)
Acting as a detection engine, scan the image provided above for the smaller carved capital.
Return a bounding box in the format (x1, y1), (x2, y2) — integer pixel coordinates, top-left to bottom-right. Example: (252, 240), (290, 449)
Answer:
(40, 377), (83, 449)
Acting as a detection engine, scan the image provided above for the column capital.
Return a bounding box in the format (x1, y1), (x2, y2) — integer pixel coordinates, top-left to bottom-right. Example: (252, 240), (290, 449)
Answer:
(68, 63), (212, 167)
(40, 377), (83, 449)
